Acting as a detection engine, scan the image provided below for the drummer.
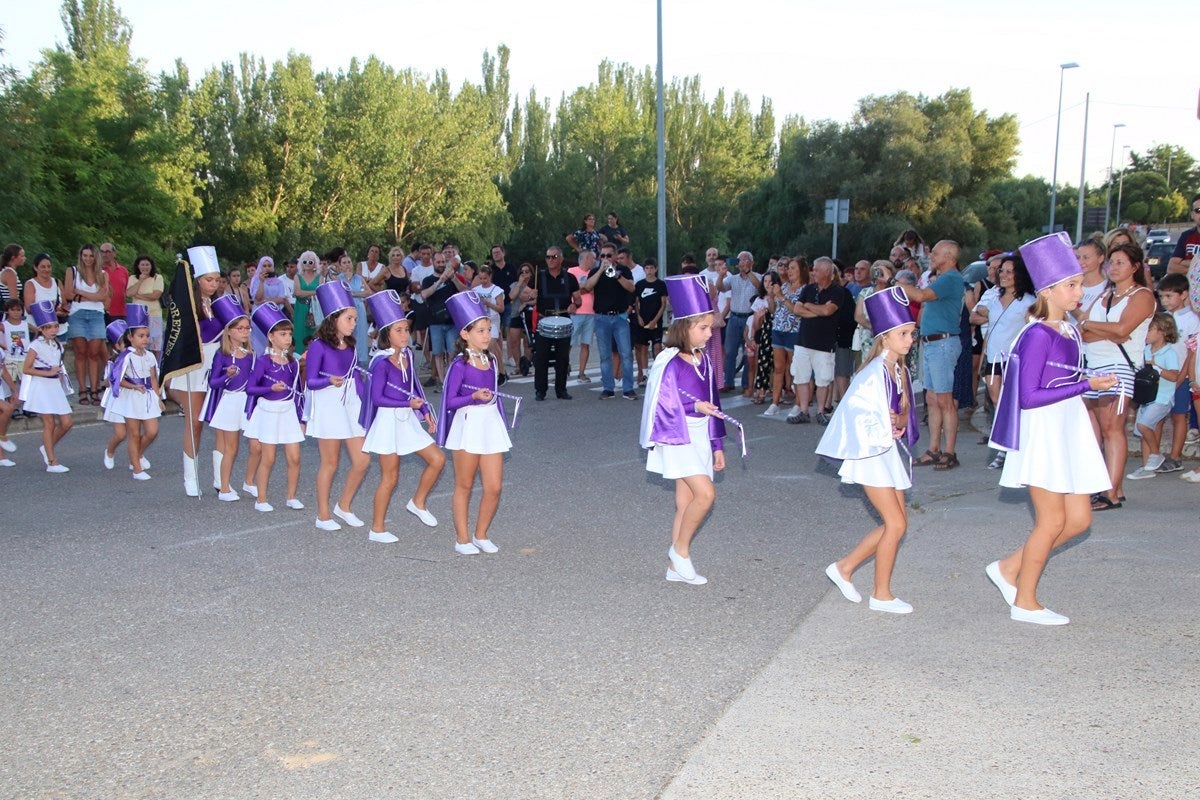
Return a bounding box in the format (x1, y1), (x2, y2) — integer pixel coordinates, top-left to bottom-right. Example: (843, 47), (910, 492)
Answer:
(533, 246), (581, 401)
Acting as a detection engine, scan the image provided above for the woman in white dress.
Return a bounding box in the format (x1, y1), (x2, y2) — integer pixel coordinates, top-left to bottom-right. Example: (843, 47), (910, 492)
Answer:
(106, 306), (162, 480)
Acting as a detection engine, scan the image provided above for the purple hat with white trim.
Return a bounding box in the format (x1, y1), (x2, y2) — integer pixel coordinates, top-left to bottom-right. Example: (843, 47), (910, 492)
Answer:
(251, 302), (291, 336)
(1019, 231), (1082, 293)
(106, 319), (128, 345)
(212, 294), (248, 328)
(365, 290), (410, 333)
(125, 304), (150, 330)
(30, 300), (57, 328)
(315, 281), (354, 317)
(864, 285), (915, 337)
(664, 274), (714, 320)
(446, 290), (486, 331)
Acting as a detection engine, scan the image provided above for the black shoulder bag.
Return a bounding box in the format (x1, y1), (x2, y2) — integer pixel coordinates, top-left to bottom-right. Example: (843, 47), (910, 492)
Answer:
(1107, 290), (1158, 405)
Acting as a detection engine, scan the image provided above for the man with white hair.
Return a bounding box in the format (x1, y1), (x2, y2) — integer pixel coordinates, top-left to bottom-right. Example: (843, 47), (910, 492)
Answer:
(717, 250), (760, 394)
(787, 257), (847, 425)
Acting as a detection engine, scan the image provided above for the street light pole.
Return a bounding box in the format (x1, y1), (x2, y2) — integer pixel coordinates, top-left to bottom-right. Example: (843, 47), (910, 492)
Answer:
(1049, 61), (1080, 234)
(1104, 122), (1125, 231)
(1075, 92), (1089, 242)
(1116, 144), (1131, 225)
(655, 0), (667, 276)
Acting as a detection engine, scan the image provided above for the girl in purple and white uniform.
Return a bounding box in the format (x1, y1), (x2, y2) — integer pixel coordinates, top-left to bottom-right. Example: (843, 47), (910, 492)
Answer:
(203, 295), (258, 501)
(244, 303), (305, 512)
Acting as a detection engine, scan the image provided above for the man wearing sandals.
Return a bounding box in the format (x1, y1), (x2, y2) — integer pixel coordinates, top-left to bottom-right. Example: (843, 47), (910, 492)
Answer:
(899, 240), (965, 470)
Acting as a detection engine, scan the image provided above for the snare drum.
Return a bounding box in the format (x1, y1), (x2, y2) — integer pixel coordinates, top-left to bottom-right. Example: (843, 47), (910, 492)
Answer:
(536, 316), (573, 340)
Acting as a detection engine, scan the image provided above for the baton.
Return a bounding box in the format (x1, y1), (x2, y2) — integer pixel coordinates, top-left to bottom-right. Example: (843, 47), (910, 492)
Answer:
(679, 388), (747, 458)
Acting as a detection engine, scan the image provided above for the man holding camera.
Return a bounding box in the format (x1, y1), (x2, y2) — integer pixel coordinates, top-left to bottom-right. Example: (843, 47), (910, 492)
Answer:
(582, 244), (637, 399)
(716, 250), (760, 394)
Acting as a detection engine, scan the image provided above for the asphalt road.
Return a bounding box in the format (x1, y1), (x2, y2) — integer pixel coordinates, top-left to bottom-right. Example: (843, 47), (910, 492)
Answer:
(1, 364), (1196, 799)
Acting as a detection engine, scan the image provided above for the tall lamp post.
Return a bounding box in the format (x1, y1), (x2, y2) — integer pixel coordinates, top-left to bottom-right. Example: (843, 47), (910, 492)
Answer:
(655, 0), (666, 275)
(1115, 144), (1131, 225)
(1049, 61), (1080, 233)
(1074, 92), (1090, 242)
(1104, 122), (1126, 231)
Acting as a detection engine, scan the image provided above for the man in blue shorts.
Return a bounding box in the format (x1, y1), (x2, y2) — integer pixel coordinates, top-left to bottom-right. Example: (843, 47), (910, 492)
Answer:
(900, 240), (965, 469)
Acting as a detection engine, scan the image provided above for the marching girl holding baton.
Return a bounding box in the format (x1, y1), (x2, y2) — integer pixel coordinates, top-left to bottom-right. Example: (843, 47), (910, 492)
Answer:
(640, 274), (728, 586)
(21, 301), (74, 473)
(816, 286), (920, 614)
(100, 319), (132, 471)
(439, 291), (512, 555)
(203, 295), (257, 501)
(360, 290), (445, 544)
(244, 303), (305, 512)
(986, 232), (1117, 626)
(168, 246), (223, 496)
(106, 305), (163, 481)
(306, 282), (370, 531)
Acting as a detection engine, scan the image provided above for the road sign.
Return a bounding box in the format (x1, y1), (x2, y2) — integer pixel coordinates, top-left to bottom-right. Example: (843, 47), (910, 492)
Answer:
(825, 198), (850, 258)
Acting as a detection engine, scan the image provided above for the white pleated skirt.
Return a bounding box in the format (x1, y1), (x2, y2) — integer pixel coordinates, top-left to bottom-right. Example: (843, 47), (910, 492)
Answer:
(19, 375), (72, 415)
(168, 342), (218, 393)
(204, 389), (249, 432)
(1000, 395), (1111, 495)
(305, 384), (365, 440)
(646, 415), (713, 480)
(363, 406), (436, 455)
(244, 398), (305, 444)
(108, 387), (162, 420)
(837, 443), (912, 490)
(444, 403), (511, 454)
(99, 387), (124, 423)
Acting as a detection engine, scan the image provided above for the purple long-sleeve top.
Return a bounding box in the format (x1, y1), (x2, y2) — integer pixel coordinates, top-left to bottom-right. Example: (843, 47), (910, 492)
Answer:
(207, 350), (254, 392)
(436, 356), (507, 447)
(989, 322), (1089, 451)
(245, 355), (303, 420)
(360, 349), (433, 431)
(305, 340), (358, 390)
(640, 352), (726, 453)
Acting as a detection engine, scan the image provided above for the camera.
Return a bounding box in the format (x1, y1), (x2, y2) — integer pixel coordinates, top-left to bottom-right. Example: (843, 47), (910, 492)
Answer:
(871, 267), (885, 281)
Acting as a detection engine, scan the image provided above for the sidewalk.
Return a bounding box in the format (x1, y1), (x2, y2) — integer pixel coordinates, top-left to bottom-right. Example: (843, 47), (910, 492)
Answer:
(660, 466), (1200, 799)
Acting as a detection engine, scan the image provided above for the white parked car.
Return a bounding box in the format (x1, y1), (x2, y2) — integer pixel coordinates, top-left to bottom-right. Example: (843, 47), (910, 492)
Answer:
(1145, 229), (1171, 245)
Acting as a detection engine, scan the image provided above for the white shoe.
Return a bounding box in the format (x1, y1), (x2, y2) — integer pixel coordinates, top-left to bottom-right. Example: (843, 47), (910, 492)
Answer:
(132, 471), (151, 481)
(333, 505), (365, 527)
(668, 545), (697, 581)
(254, 502), (274, 512)
(454, 541), (481, 555)
(985, 561), (1017, 607)
(763, 403), (780, 416)
(218, 490), (239, 502)
(0, 437), (15, 453)
(406, 499), (438, 527)
(666, 567), (708, 585)
(315, 517), (342, 531)
(1186, 428), (1199, 443)
(286, 498), (305, 510)
(183, 455), (199, 497)
(46, 464), (69, 474)
(1126, 466), (1157, 480)
(140, 456), (150, 470)
(1010, 605), (1069, 625)
(38, 445), (49, 467)
(472, 537), (499, 554)
(212, 451), (223, 491)
(825, 562), (862, 603)
(242, 483), (257, 495)
(869, 596), (913, 614)
(369, 530), (399, 543)
(1145, 453), (1166, 472)
(1181, 470), (1200, 483)
(103, 449), (115, 470)
(0, 458), (15, 467)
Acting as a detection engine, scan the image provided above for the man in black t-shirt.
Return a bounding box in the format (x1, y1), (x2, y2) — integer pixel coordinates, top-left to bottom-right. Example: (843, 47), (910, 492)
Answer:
(787, 257), (848, 425)
(633, 260), (667, 385)
(533, 246), (581, 401)
(581, 246), (637, 398)
(420, 252), (466, 383)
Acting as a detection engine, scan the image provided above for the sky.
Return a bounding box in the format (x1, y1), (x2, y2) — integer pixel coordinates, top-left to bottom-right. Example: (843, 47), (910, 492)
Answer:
(3, 0), (1197, 191)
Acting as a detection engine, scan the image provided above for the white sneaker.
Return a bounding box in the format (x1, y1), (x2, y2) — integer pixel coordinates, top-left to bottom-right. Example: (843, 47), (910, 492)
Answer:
(369, 530), (399, 543)
(454, 541), (481, 555)
(869, 596), (913, 614)
(103, 449), (115, 470)
(666, 567), (708, 585)
(255, 502), (274, 512)
(46, 464), (69, 473)
(140, 456), (151, 470)
(0, 458), (15, 467)
(406, 499), (437, 527)
(218, 491), (240, 502)
(1145, 453), (1166, 472)
(1010, 605), (1069, 625)
(242, 483), (257, 495)
(132, 471), (152, 481)
(38, 445), (49, 467)
(333, 505), (365, 527)
(1181, 470), (1200, 483)
(763, 403), (780, 416)
(1186, 428), (1199, 443)
(315, 517), (342, 531)
(286, 498), (305, 510)
(0, 437), (15, 453)
(1126, 466), (1157, 480)
(472, 537), (499, 554)
(668, 545), (697, 581)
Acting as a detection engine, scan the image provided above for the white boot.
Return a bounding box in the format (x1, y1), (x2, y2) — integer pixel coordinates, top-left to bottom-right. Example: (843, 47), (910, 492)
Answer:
(212, 450), (223, 491)
(183, 454), (200, 497)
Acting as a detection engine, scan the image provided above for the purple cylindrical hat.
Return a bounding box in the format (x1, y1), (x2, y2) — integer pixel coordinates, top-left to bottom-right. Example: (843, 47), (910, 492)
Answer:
(30, 300), (57, 328)
(864, 286), (915, 337)
(211, 294), (248, 328)
(125, 304), (150, 330)
(365, 290), (410, 332)
(446, 290), (486, 331)
(315, 281), (354, 317)
(251, 302), (291, 336)
(187, 245), (221, 277)
(1019, 232), (1082, 293)
(106, 319), (128, 345)
(664, 274), (714, 320)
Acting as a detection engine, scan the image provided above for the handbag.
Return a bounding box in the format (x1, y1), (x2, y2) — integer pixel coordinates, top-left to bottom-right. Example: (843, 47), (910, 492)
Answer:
(1117, 342), (1159, 405)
